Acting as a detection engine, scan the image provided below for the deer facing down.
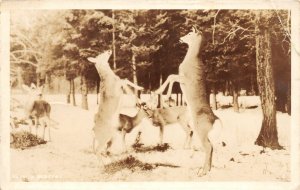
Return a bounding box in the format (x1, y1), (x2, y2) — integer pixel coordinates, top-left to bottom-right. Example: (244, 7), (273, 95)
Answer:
(155, 27), (219, 176)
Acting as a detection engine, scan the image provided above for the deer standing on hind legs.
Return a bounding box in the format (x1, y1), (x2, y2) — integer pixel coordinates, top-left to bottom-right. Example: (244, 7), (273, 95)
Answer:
(155, 27), (218, 176)
(87, 50), (143, 163)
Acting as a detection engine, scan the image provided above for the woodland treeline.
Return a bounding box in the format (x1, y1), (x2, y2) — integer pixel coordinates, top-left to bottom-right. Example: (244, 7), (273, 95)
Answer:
(10, 9), (291, 113)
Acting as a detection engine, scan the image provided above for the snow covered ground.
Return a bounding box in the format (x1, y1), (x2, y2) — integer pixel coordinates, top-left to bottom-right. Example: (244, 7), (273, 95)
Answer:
(10, 94), (291, 181)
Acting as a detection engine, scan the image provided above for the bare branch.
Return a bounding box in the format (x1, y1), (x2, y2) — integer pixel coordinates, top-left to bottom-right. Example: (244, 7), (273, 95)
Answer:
(240, 34), (252, 41)
(11, 49), (43, 56)
(11, 38), (27, 50)
(11, 31), (37, 49)
(220, 26), (251, 44)
(274, 9), (291, 41)
(10, 53), (38, 67)
(11, 60), (38, 67)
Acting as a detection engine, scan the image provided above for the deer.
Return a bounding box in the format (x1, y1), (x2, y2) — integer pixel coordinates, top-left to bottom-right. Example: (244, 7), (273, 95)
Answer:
(146, 105), (194, 149)
(87, 50), (143, 160)
(21, 84), (52, 141)
(101, 101), (194, 155)
(155, 27), (220, 176)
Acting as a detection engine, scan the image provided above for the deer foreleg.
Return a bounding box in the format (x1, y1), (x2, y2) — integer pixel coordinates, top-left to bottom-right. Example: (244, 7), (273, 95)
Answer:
(155, 74), (180, 97)
(166, 75), (181, 98)
(47, 117), (51, 141)
(35, 117), (38, 137)
(122, 79), (144, 91)
(42, 123), (46, 140)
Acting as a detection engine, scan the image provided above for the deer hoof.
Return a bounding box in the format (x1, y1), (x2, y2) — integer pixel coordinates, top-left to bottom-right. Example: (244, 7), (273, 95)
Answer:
(197, 167), (210, 177)
(197, 167), (209, 177)
(197, 169), (206, 177)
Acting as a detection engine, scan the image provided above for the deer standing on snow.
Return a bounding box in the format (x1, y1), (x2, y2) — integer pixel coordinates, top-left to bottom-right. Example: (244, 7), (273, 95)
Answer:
(22, 84), (52, 141)
(87, 50), (143, 159)
(155, 27), (219, 176)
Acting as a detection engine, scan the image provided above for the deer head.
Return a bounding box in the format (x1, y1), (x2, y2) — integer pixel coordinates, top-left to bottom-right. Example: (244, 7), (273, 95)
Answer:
(87, 50), (112, 74)
(22, 83), (44, 99)
(180, 26), (203, 46)
(21, 83), (44, 118)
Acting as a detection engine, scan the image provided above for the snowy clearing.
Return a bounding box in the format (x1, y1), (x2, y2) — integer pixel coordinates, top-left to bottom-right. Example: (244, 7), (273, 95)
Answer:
(10, 94), (290, 181)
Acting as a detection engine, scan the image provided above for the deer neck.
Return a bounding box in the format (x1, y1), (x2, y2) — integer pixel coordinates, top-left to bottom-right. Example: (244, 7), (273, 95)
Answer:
(183, 42), (201, 64)
(96, 64), (115, 80)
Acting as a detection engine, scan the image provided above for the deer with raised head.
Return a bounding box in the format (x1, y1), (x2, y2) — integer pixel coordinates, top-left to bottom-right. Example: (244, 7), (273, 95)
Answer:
(22, 83), (52, 141)
(88, 50), (143, 159)
(155, 27), (220, 176)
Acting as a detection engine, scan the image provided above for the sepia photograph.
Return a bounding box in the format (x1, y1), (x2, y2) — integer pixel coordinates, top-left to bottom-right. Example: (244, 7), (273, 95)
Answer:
(1, 0), (300, 189)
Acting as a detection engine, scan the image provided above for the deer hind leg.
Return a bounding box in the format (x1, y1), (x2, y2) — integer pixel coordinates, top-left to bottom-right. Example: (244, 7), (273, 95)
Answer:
(93, 137), (113, 166)
(93, 121), (124, 164)
(155, 74), (180, 98)
(159, 125), (164, 145)
(35, 117), (39, 137)
(193, 117), (213, 177)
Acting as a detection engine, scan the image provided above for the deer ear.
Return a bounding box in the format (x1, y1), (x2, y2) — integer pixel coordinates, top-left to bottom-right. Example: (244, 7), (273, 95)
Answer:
(87, 57), (97, 63)
(192, 26), (200, 33)
(30, 83), (36, 89)
(192, 26), (196, 33)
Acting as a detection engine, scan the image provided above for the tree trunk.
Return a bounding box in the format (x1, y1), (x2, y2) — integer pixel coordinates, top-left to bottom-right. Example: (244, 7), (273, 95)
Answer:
(286, 81), (291, 115)
(157, 73), (163, 108)
(211, 83), (217, 110)
(132, 53), (138, 95)
(180, 93), (183, 106)
(148, 72), (152, 91)
(232, 82), (239, 112)
(16, 66), (24, 89)
(250, 74), (256, 95)
(224, 80), (229, 96)
(81, 75), (88, 110)
(44, 73), (51, 93)
(71, 79), (76, 106)
(255, 21), (282, 149)
(112, 10), (117, 70)
(36, 72), (40, 87)
(67, 79), (71, 104)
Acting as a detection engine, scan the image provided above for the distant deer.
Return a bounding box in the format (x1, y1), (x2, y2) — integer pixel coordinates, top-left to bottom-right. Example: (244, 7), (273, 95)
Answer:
(155, 27), (219, 176)
(88, 50), (143, 159)
(22, 84), (52, 141)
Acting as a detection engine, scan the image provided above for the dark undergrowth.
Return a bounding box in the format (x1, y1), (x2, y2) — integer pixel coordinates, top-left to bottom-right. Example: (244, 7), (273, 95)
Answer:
(10, 131), (46, 149)
(132, 143), (171, 153)
(104, 155), (179, 174)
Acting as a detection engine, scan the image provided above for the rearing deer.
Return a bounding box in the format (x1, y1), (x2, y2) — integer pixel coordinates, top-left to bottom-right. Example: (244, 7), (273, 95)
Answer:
(88, 50), (143, 159)
(155, 27), (218, 176)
